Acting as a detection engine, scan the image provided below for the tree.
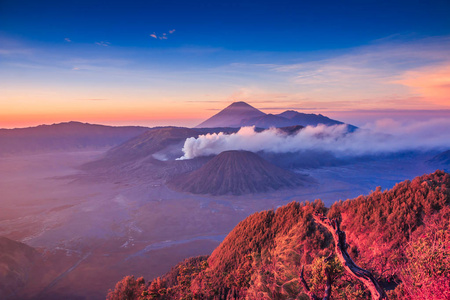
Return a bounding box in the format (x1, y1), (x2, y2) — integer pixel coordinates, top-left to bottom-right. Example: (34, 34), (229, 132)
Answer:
(107, 276), (146, 300)
(312, 215), (388, 300)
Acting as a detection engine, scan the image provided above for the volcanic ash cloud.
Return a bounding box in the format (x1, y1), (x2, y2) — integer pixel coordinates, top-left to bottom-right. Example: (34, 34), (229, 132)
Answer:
(178, 119), (450, 160)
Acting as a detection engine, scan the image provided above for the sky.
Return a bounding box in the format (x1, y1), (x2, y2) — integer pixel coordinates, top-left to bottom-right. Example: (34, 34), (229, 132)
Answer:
(1, 0), (450, 128)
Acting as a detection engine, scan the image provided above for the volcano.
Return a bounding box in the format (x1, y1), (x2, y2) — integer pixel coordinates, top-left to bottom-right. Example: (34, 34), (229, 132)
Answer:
(83, 127), (199, 168)
(167, 150), (310, 195)
(195, 102), (354, 129)
(195, 102), (265, 128)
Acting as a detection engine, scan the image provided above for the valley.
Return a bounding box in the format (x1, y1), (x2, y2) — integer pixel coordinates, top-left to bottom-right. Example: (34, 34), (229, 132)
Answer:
(1, 103), (449, 299)
(3, 1), (450, 297)
(0, 146), (445, 299)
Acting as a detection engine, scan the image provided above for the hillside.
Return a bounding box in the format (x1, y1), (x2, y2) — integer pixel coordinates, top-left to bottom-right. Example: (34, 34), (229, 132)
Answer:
(109, 170), (450, 300)
(239, 114), (294, 128)
(102, 127), (197, 162)
(430, 149), (450, 165)
(0, 237), (41, 299)
(277, 110), (344, 127)
(167, 150), (310, 195)
(0, 122), (148, 155)
(79, 126), (213, 183)
(195, 102), (354, 129)
(82, 127), (199, 169)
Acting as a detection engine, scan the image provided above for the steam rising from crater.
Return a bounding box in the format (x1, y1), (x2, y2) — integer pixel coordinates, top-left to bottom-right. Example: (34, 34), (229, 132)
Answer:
(179, 119), (450, 159)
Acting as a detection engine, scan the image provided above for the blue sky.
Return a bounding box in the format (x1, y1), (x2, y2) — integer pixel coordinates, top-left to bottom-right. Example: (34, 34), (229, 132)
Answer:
(1, 0), (450, 128)
(3, 0), (449, 51)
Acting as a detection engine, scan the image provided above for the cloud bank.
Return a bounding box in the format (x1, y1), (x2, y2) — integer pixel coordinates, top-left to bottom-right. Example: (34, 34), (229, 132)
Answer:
(179, 119), (450, 159)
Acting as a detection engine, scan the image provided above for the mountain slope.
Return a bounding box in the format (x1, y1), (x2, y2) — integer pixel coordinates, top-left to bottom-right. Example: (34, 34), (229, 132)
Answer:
(80, 127), (210, 182)
(0, 237), (40, 299)
(167, 150), (309, 195)
(277, 110), (344, 127)
(0, 122), (149, 154)
(83, 127), (199, 168)
(430, 149), (450, 165)
(195, 102), (354, 129)
(195, 102), (266, 128)
(110, 170), (450, 300)
(239, 114), (294, 128)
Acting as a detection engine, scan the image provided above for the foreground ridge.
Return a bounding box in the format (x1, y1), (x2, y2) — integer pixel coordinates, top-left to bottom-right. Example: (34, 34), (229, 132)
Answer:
(312, 215), (388, 300)
(108, 170), (450, 300)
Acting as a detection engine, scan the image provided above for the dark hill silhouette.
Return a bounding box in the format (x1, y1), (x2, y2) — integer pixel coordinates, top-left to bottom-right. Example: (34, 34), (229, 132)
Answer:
(239, 113), (294, 128)
(0, 237), (41, 299)
(276, 124), (304, 135)
(0, 121), (148, 154)
(110, 170), (450, 300)
(0, 236), (97, 300)
(80, 127), (211, 182)
(277, 110), (353, 128)
(167, 150), (310, 195)
(104, 127), (197, 162)
(195, 102), (266, 128)
(83, 127), (199, 169)
(195, 102), (355, 129)
(430, 149), (450, 165)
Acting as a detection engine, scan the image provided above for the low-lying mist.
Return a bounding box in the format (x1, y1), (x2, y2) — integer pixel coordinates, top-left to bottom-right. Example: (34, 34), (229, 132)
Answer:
(179, 118), (450, 159)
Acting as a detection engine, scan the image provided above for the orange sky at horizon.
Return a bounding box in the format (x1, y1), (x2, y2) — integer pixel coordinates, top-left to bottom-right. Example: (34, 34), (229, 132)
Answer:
(1, 73), (450, 129)
(2, 77), (449, 129)
(392, 64), (450, 107)
(2, 100), (450, 129)
(2, 35), (450, 129)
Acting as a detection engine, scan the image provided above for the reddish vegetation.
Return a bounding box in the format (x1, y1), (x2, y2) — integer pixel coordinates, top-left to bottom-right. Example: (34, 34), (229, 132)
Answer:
(109, 170), (450, 299)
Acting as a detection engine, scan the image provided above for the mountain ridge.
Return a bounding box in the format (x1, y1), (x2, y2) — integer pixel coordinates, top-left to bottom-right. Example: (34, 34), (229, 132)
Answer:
(196, 101), (354, 129)
(0, 121), (149, 154)
(109, 170), (450, 300)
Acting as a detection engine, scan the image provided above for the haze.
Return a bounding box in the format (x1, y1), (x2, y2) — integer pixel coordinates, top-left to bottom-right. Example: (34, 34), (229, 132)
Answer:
(1, 0), (450, 299)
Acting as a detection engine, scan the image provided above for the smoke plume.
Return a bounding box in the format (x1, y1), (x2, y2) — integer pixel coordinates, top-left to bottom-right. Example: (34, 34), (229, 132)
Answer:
(178, 119), (450, 159)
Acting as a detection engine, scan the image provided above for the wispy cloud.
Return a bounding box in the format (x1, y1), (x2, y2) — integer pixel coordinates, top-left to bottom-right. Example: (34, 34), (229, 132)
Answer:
(0, 48), (33, 56)
(213, 35), (450, 112)
(2, 33), (450, 129)
(0, 37), (34, 57)
(149, 29), (176, 40)
(64, 38), (72, 42)
(95, 41), (111, 47)
(393, 63), (450, 106)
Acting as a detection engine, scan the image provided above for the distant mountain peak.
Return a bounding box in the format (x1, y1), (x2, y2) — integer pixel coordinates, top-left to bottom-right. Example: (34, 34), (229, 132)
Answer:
(227, 101), (254, 108)
(195, 101), (265, 128)
(195, 102), (355, 129)
(220, 101), (263, 112)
